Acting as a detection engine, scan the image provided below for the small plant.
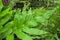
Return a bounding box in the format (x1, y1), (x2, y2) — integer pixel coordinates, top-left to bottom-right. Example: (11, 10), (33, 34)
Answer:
(0, 0), (60, 40)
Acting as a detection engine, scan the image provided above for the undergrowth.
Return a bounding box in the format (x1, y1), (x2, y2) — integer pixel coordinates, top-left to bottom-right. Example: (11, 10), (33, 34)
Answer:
(0, 0), (60, 40)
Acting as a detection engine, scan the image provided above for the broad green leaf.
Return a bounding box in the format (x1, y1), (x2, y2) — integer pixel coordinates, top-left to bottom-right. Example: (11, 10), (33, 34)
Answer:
(35, 7), (58, 24)
(0, 14), (11, 26)
(26, 20), (38, 27)
(0, 28), (12, 39)
(43, 9), (56, 19)
(0, 11), (12, 26)
(14, 13), (20, 27)
(14, 13), (23, 28)
(35, 16), (45, 23)
(25, 14), (33, 21)
(22, 27), (48, 35)
(14, 11), (25, 28)
(32, 7), (46, 16)
(0, 8), (10, 18)
(0, 21), (13, 34)
(6, 34), (14, 40)
(15, 30), (32, 40)
(45, 6), (58, 19)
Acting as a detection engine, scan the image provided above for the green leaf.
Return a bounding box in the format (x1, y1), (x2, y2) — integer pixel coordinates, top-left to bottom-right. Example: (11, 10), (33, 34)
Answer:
(25, 9), (33, 21)
(15, 30), (32, 40)
(14, 13), (23, 28)
(26, 20), (38, 27)
(0, 26), (3, 30)
(0, 8), (11, 18)
(0, 11), (12, 26)
(51, 37), (55, 40)
(22, 27), (48, 35)
(43, 9), (56, 19)
(0, 0), (3, 11)
(23, 3), (30, 11)
(14, 11), (25, 28)
(32, 7), (46, 16)
(35, 16), (45, 23)
(54, 34), (60, 40)
(0, 28), (12, 39)
(0, 21), (13, 34)
(6, 34), (14, 40)
(47, 6), (58, 18)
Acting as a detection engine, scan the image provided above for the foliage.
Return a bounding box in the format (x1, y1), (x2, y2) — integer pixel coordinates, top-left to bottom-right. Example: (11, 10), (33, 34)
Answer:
(0, 0), (60, 40)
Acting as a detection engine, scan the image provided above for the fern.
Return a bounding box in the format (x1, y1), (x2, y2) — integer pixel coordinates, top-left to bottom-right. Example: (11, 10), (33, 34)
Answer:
(0, 0), (60, 40)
